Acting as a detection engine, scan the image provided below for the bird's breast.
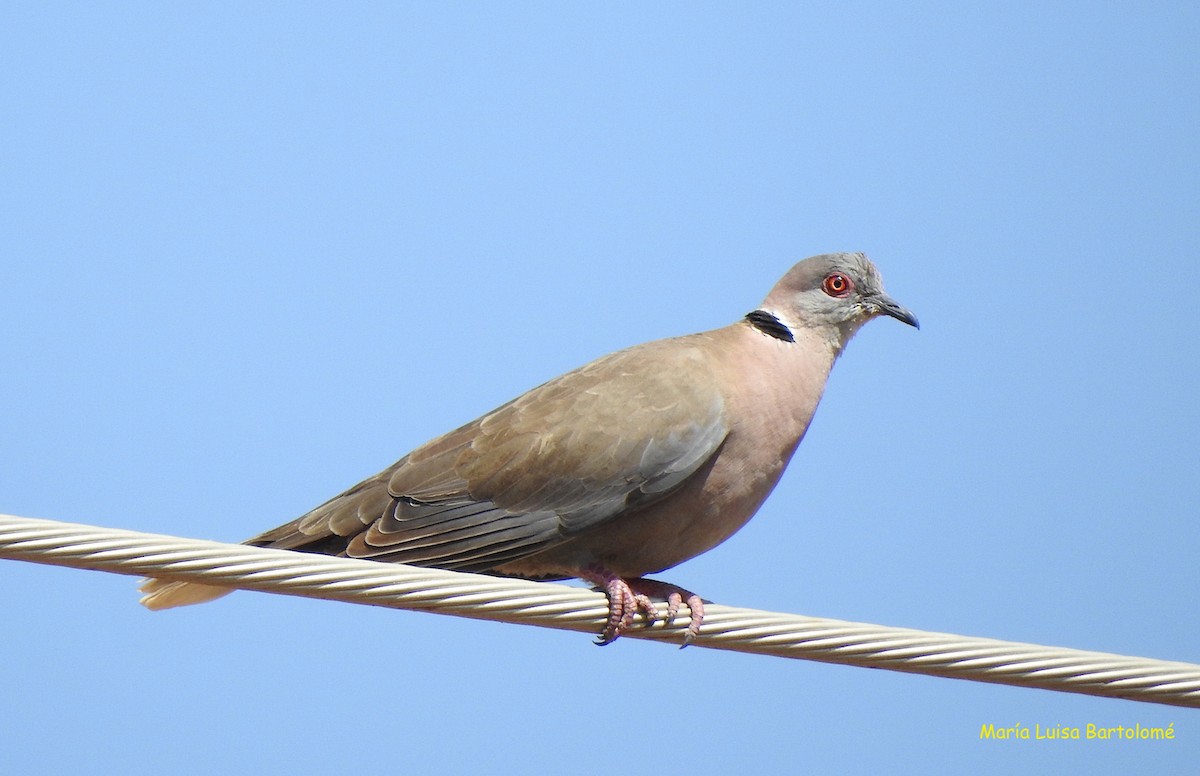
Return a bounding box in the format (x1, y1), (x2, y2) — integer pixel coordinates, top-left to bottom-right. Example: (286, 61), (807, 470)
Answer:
(496, 325), (837, 578)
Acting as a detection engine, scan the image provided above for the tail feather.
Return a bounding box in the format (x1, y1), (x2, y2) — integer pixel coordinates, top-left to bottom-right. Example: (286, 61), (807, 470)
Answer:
(139, 578), (234, 610)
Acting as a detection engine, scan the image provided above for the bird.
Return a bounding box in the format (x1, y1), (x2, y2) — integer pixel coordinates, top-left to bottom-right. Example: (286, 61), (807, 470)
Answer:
(140, 252), (917, 644)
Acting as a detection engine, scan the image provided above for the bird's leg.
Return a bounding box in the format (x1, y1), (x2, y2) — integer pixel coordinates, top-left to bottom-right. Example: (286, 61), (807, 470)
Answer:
(579, 566), (647, 645)
(579, 566), (705, 646)
(626, 578), (705, 647)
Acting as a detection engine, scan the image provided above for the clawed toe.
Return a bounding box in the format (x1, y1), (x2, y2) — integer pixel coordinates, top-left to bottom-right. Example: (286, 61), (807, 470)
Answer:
(580, 567), (705, 646)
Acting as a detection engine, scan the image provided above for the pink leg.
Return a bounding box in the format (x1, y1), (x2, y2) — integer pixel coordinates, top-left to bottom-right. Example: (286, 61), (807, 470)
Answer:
(626, 578), (705, 646)
(579, 566), (705, 646)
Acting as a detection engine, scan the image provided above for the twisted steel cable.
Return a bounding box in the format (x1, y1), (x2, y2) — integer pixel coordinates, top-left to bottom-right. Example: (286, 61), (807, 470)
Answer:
(2, 513), (1197, 709)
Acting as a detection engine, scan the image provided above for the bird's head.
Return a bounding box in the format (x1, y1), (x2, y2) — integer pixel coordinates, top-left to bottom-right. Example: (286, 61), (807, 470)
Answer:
(756, 252), (918, 352)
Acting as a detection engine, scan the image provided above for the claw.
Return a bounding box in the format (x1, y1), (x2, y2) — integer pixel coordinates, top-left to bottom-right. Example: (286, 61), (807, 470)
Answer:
(579, 566), (705, 646)
(679, 593), (704, 646)
(631, 593), (658, 624)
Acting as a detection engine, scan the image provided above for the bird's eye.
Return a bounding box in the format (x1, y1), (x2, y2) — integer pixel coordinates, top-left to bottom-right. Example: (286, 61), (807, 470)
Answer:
(822, 273), (853, 298)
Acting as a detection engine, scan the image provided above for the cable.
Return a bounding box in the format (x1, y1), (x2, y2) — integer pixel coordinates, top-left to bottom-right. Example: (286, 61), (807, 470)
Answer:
(2, 513), (1196, 709)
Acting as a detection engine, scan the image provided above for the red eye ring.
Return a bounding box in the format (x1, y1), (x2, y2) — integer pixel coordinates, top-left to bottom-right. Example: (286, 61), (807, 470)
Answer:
(822, 272), (853, 298)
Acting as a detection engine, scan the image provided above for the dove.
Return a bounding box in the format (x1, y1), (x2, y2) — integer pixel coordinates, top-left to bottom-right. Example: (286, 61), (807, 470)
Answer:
(140, 252), (917, 644)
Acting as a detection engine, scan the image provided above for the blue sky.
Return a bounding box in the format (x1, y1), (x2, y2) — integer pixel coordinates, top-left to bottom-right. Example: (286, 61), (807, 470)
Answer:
(2, 4), (1197, 774)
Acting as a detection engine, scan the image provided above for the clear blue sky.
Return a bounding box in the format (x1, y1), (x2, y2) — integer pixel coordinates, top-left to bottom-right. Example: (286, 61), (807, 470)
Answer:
(3, 4), (1197, 774)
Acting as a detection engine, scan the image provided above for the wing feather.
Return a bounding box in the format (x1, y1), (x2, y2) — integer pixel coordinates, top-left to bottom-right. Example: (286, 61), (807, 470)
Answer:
(246, 334), (730, 575)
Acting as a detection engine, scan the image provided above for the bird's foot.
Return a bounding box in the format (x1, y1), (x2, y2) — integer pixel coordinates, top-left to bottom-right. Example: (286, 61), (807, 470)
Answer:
(580, 566), (705, 647)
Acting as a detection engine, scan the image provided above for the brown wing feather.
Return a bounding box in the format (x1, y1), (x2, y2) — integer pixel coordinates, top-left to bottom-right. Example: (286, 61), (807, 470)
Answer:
(246, 334), (730, 573)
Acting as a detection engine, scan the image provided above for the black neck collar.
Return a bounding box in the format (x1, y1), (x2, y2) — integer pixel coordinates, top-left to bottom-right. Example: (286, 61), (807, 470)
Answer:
(745, 310), (794, 342)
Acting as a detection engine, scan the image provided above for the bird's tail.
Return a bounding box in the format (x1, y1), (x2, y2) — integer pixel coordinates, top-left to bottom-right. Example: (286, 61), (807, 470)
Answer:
(138, 578), (234, 610)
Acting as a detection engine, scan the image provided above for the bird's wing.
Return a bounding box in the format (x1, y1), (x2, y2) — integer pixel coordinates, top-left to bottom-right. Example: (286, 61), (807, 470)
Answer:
(247, 335), (730, 572)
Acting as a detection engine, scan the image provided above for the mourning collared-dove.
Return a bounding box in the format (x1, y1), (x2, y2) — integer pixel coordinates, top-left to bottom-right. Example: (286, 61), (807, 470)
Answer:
(140, 252), (917, 643)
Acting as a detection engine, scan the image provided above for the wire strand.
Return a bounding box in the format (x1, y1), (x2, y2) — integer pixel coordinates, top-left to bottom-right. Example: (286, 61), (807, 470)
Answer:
(2, 513), (1197, 709)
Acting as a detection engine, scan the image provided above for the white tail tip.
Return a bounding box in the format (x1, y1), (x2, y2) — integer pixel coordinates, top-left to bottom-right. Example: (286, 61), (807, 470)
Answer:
(138, 578), (233, 610)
